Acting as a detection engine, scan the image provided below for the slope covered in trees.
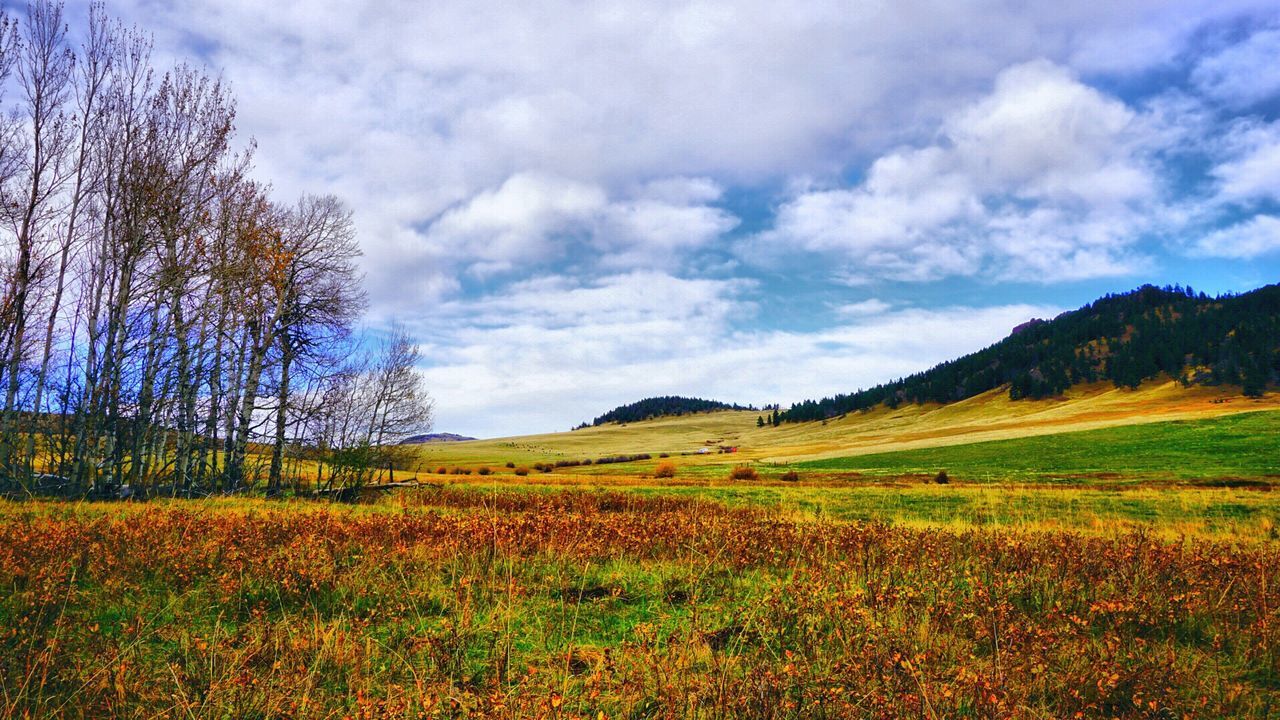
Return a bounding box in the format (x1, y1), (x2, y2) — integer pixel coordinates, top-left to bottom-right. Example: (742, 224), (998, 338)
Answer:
(591, 396), (753, 426)
(781, 284), (1280, 423)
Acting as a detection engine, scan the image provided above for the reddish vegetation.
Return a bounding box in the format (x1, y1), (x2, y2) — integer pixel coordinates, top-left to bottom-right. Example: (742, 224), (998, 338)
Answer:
(1, 492), (1278, 717)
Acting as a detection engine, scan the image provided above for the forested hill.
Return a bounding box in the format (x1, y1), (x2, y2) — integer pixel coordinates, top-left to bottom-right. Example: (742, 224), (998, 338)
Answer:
(781, 284), (1280, 423)
(591, 396), (753, 426)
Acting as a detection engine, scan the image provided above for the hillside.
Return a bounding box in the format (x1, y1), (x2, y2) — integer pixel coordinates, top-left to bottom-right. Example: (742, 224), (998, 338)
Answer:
(589, 395), (753, 426)
(398, 433), (476, 444)
(782, 284), (1280, 423)
(414, 379), (1280, 472)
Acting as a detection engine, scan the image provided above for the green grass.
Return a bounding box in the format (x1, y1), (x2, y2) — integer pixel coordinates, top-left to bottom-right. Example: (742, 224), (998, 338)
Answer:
(797, 410), (1280, 483)
(432, 481), (1280, 539)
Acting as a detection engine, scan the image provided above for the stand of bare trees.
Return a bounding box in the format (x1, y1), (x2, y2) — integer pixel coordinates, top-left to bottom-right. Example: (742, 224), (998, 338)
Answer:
(0, 2), (432, 497)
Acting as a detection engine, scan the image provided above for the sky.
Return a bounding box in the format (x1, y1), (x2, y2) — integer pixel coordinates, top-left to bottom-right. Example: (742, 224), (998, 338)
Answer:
(88, 1), (1280, 437)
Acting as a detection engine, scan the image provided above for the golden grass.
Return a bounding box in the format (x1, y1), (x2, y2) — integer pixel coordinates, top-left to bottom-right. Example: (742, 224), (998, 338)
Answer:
(412, 379), (1280, 471)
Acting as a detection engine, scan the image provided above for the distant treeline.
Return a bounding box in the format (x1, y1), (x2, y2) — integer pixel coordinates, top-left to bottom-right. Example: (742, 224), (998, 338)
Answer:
(590, 396), (753, 426)
(781, 284), (1280, 423)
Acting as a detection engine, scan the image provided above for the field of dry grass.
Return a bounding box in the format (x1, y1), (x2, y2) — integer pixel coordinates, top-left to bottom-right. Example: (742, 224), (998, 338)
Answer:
(6, 381), (1280, 717)
(4, 491), (1280, 718)
(412, 380), (1280, 473)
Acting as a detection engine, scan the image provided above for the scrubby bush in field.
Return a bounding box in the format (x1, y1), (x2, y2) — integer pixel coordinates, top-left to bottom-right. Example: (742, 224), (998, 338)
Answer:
(436, 467), (448, 474)
(505, 462), (515, 468)
(593, 453), (653, 466)
(729, 465), (759, 481)
(477, 467), (491, 476)
(654, 461), (677, 478)
(934, 469), (950, 484)
(514, 466), (529, 476)
(779, 470), (800, 482)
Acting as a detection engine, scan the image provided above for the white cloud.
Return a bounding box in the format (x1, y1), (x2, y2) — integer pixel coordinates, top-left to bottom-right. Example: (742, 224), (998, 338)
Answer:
(1213, 121), (1280, 204)
(1192, 215), (1280, 259)
(1192, 26), (1280, 109)
(420, 173), (738, 276)
(752, 60), (1157, 282)
(413, 273), (1056, 436)
(833, 299), (893, 317)
(426, 173), (606, 275)
(71, 1), (1280, 436)
(99, 1), (1280, 314)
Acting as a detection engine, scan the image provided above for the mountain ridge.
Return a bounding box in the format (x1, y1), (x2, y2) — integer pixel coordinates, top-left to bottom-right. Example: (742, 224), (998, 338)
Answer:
(780, 283), (1279, 423)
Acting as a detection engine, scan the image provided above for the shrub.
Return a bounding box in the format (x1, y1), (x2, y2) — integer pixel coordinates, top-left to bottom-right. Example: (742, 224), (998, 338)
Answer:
(659, 453), (670, 458)
(436, 467), (448, 475)
(933, 470), (950, 484)
(779, 470), (800, 482)
(654, 461), (677, 478)
(729, 465), (759, 481)
(505, 461), (515, 469)
(514, 467), (530, 476)
(477, 467), (491, 476)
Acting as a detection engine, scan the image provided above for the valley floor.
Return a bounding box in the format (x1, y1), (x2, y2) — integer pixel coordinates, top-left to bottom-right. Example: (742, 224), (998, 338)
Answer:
(5, 382), (1279, 717)
(3, 491), (1280, 718)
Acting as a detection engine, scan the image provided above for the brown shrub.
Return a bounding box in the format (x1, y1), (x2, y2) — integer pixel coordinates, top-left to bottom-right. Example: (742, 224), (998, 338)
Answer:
(514, 467), (530, 476)
(654, 461), (677, 479)
(729, 465), (759, 481)
(779, 470), (800, 482)
(477, 467), (491, 476)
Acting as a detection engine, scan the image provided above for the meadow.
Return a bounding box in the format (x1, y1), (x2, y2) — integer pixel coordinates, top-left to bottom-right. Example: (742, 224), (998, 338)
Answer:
(4, 386), (1280, 718)
(3, 489), (1280, 719)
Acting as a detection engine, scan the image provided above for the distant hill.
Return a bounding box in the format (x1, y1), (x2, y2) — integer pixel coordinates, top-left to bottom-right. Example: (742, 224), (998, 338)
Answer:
(398, 433), (476, 444)
(590, 396), (754, 426)
(781, 283), (1280, 423)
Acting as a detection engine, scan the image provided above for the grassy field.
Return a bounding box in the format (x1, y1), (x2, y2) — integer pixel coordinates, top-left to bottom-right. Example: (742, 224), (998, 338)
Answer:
(412, 381), (1280, 473)
(3, 492), (1280, 718)
(796, 410), (1280, 484)
(6, 383), (1280, 717)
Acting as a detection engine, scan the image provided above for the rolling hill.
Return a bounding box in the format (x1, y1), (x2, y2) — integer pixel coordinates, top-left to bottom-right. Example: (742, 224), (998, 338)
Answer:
(413, 379), (1280, 480)
(410, 283), (1280, 484)
(782, 283), (1280, 422)
(588, 395), (754, 426)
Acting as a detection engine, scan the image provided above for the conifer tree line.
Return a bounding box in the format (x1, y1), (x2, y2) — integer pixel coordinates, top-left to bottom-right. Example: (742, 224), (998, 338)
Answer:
(589, 396), (753, 427)
(781, 284), (1280, 424)
(0, 2), (433, 496)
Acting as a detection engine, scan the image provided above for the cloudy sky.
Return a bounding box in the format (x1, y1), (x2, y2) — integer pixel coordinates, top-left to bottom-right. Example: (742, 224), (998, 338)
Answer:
(99, 1), (1280, 437)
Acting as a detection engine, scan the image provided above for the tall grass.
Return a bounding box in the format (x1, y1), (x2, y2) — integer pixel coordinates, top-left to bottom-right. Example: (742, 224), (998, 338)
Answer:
(2, 492), (1279, 717)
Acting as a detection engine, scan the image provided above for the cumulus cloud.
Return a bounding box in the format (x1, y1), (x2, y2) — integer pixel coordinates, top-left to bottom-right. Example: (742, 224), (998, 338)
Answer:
(1192, 215), (1280, 259)
(84, 1), (1280, 434)
(751, 61), (1156, 282)
(1212, 121), (1280, 204)
(414, 271), (1056, 436)
(420, 174), (738, 276)
(1192, 26), (1280, 109)
(101, 0), (1279, 313)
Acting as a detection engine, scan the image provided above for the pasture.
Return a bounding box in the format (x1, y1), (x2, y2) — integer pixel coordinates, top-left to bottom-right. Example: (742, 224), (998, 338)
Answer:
(4, 383), (1280, 717)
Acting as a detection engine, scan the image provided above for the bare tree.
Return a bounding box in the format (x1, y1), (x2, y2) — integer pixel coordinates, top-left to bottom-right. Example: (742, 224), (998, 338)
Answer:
(0, 0), (76, 481)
